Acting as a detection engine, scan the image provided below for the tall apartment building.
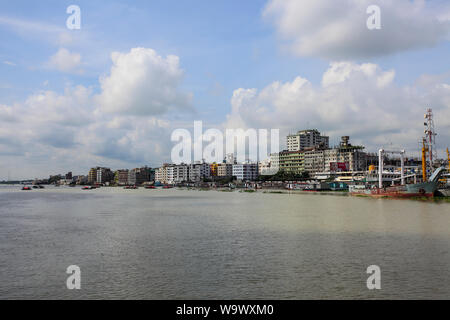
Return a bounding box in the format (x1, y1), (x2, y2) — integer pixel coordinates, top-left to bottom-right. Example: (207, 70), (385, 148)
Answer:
(279, 150), (305, 174)
(88, 167), (98, 184)
(96, 167), (114, 184)
(210, 163), (219, 176)
(128, 167), (151, 185)
(116, 169), (129, 185)
(217, 163), (233, 177)
(232, 163), (258, 181)
(287, 129), (329, 151)
(155, 164), (170, 184)
(189, 162), (211, 182)
(172, 164), (189, 183)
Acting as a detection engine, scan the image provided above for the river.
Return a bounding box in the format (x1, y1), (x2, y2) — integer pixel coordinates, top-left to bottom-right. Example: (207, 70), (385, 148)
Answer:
(0, 186), (449, 299)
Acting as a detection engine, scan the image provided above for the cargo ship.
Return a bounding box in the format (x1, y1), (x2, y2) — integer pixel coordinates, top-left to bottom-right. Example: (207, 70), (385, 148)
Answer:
(350, 167), (445, 198)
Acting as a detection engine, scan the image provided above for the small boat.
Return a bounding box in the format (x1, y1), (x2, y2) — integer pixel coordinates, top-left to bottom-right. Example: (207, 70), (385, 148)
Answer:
(22, 186), (32, 191)
(32, 186), (39, 189)
(38, 185), (45, 189)
(163, 185), (173, 189)
(82, 186), (96, 190)
(145, 185), (156, 189)
(124, 186), (138, 189)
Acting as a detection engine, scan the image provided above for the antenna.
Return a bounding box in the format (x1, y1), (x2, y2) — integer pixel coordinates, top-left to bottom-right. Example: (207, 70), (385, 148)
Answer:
(424, 108), (437, 170)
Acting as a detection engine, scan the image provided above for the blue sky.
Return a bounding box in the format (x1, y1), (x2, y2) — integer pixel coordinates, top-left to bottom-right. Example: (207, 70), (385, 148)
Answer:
(1, 0), (450, 179)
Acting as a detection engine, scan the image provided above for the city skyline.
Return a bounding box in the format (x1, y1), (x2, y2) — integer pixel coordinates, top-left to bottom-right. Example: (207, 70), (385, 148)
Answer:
(1, 0), (450, 180)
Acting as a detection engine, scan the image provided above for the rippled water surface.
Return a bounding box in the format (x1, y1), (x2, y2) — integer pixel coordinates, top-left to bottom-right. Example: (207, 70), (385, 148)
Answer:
(1, 185), (450, 299)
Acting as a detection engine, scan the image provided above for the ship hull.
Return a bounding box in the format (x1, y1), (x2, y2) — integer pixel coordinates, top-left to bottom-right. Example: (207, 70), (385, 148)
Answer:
(350, 181), (439, 198)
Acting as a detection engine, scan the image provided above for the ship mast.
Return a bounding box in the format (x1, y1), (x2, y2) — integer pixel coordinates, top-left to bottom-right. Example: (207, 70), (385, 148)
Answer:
(424, 108), (437, 172)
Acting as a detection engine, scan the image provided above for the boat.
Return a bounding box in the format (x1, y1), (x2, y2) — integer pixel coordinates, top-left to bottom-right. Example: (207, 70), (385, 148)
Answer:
(350, 167), (445, 198)
(124, 186), (138, 189)
(145, 185), (156, 189)
(22, 186), (32, 191)
(82, 186), (96, 190)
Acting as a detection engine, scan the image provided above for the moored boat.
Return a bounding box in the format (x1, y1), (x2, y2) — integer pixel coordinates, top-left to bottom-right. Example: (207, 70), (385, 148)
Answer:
(350, 167), (445, 198)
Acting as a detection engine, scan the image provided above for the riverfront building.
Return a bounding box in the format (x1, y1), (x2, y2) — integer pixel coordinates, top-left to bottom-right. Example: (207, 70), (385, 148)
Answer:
(232, 163), (258, 181)
(128, 167), (151, 185)
(304, 136), (366, 174)
(287, 129), (329, 151)
(217, 163), (233, 177)
(279, 150), (305, 174)
(116, 169), (129, 185)
(189, 162), (211, 182)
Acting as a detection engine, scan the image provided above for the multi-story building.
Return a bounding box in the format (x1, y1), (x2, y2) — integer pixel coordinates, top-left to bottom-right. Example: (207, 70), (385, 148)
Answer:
(304, 136), (367, 174)
(287, 129), (329, 151)
(88, 168), (97, 184)
(115, 169), (129, 186)
(217, 163), (233, 177)
(232, 163), (258, 181)
(210, 163), (219, 176)
(128, 167), (151, 186)
(76, 175), (88, 185)
(189, 162), (211, 182)
(96, 167), (114, 184)
(270, 153), (280, 171)
(258, 159), (271, 175)
(155, 164), (170, 184)
(172, 164), (189, 183)
(279, 150), (305, 174)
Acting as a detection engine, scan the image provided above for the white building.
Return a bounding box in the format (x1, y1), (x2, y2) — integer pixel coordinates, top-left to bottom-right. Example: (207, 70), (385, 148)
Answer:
(287, 129), (329, 151)
(155, 165), (169, 184)
(172, 164), (189, 183)
(258, 159), (271, 175)
(232, 163), (258, 181)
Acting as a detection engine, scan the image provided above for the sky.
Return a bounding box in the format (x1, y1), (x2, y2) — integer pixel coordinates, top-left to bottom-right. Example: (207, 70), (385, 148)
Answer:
(0, 0), (450, 179)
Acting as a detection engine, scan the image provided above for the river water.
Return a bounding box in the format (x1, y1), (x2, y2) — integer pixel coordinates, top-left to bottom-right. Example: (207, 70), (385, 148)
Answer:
(0, 185), (449, 299)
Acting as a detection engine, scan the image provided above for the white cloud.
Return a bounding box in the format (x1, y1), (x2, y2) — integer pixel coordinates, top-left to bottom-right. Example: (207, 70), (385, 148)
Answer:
(0, 16), (76, 46)
(0, 47), (194, 179)
(3, 61), (16, 66)
(47, 48), (82, 73)
(263, 0), (450, 59)
(224, 62), (450, 156)
(96, 47), (193, 115)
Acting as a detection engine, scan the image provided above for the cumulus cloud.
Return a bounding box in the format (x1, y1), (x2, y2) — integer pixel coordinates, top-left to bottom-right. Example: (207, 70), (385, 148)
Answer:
(47, 48), (82, 73)
(96, 47), (193, 115)
(263, 0), (450, 59)
(0, 47), (194, 179)
(224, 62), (450, 156)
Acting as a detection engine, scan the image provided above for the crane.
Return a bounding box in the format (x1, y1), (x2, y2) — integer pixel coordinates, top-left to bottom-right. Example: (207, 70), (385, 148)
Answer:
(422, 138), (429, 182)
(447, 148), (450, 170)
